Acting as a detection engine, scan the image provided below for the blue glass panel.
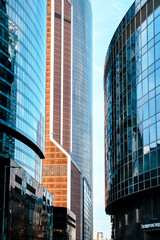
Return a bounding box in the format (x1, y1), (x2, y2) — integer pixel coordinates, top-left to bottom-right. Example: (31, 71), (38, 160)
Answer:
(148, 13), (153, 25)
(141, 29), (147, 47)
(149, 73), (155, 91)
(143, 102), (149, 120)
(154, 7), (160, 20)
(157, 121), (160, 139)
(137, 82), (142, 99)
(148, 39), (154, 49)
(136, 35), (141, 52)
(148, 22), (154, 41)
(148, 47), (154, 66)
(143, 128), (149, 145)
(142, 53), (148, 71)
(149, 98), (155, 117)
(156, 94), (160, 113)
(150, 124), (156, 143)
(143, 77), (148, 95)
(136, 58), (142, 75)
(137, 106), (142, 124)
(155, 42), (160, 61)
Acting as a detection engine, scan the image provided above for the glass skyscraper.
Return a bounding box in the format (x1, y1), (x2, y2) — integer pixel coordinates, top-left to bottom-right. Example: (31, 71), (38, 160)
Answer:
(104, 0), (160, 239)
(0, 0), (53, 239)
(72, 0), (93, 238)
(0, 0), (46, 183)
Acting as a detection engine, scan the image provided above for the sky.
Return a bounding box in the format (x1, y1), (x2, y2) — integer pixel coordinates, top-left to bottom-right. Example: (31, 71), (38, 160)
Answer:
(92, 0), (134, 239)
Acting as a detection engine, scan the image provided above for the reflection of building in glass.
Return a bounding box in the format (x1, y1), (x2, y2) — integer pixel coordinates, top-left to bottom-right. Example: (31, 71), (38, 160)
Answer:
(104, 1), (160, 239)
(0, 0), (53, 239)
(43, 0), (93, 239)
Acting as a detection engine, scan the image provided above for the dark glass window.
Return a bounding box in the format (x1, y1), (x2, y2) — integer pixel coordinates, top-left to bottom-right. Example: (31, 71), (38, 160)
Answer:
(144, 154), (149, 171)
(151, 151), (157, 169)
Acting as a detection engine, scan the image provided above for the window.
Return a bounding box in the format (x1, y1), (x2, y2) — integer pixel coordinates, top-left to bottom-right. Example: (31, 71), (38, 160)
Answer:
(150, 150), (157, 169)
(136, 208), (140, 222)
(142, 52), (148, 71)
(143, 77), (148, 95)
(148, 47), (154, 66)
(155, 15), (160, 36)
(149, 98), (155, 116)
(144, 153), (149, 171)
(125, 213), (129, 225)
(148, 22), (154, 41)
(156, 68), (160, 87)
(155, 42), (160, 61)
(149, 72), (155, 91)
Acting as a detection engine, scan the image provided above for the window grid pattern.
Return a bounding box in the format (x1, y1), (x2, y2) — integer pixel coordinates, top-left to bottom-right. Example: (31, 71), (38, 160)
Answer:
(0, 0), (47, 182)
(105, 1), (160, 207)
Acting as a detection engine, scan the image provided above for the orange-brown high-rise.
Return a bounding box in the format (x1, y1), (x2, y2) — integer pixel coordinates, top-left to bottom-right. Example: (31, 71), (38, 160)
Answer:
(43, 0), (81, 239)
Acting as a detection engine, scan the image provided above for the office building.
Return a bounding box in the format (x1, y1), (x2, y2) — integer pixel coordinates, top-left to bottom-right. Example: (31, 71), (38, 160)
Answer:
(72, 0), (93, 238)
(104, 0), (160, 239)
(43, 0), (93, 239)
(0, 0), (53, 239)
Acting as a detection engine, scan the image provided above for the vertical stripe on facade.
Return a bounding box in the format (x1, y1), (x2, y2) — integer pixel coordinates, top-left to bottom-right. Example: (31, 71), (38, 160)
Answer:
(63, 0), (71, 153)
(53, 0), (61, 143)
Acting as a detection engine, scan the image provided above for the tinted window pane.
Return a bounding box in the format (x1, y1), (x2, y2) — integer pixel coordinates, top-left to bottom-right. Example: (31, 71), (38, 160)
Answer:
(156, 94), (160, 113)
(138, 157), (143, 174)
(141, 29), (147, 47)
(149, 73), (155, 91)
(156, 68), (160, 87)
(142, 53), (148, 71)
(149, 98), (155, 117)
(155, 42), (160, 61)
(155, 15), (160, 36)
(143, 77), (148, 95)
(151, 151), (157, 169)
(150, 124), (156, 143)
(143, 128), (149, 145)
(137, 82), (142, 99)
(157, 121), (160, 139)
(143, 102), (148, 120)
(144, 154), (149, 171)
(148, 47), (154, 66)
(148, 22), (154, 41)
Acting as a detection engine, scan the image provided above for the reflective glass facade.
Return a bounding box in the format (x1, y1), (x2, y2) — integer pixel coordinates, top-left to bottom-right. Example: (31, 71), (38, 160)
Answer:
(72, 0), (93, 187)
(72, 1), (93, 238)
(0, 0), (47, 182)
(83, 178), (92, 240)
(104, 0), (160, 239)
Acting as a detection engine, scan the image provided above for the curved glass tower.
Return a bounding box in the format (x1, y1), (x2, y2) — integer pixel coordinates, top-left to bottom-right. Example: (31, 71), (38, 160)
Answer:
(104, 0), (160, 239)
(72, 0), (93, 238)
(72, 0), (93, 187)
(0, 0), (47, 183)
